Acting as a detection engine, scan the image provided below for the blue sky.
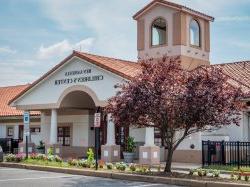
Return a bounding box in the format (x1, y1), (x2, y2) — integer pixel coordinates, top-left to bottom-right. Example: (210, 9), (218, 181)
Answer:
(0, 0), (250, 86)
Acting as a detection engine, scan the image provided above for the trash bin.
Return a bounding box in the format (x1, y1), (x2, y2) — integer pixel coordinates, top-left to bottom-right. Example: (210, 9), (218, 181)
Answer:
(0, 146), (3, 162)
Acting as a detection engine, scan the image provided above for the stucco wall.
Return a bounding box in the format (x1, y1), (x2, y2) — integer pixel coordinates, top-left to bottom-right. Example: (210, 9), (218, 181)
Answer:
(137, 5), (209, 62)
(42, 112), (91, 147)
(14, 57), (125, 108)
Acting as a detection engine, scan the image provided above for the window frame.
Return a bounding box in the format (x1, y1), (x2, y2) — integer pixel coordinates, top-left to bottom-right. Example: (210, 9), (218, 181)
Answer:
(189, 18), (201, 48)
(57, 126), (71, 146)
(150, 17), (168, 47)
(7, 126), (14, 137)
(30, 127), (41, 134)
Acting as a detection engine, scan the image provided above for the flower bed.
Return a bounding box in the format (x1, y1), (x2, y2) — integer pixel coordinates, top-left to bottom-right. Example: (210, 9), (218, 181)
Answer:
(4, 153), (250, 185)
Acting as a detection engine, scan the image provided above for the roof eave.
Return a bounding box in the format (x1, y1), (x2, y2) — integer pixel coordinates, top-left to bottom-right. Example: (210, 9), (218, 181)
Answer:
(8, 51), (134, 107)
(133, 0), (214, 22)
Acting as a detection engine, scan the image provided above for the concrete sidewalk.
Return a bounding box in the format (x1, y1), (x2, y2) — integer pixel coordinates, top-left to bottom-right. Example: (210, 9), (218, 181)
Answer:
(170, 162), (201, 171)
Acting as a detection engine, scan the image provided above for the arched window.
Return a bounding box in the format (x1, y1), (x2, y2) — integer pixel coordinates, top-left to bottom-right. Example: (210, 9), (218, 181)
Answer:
(190, 19), (200, 47)
(151, 18), (167, 46)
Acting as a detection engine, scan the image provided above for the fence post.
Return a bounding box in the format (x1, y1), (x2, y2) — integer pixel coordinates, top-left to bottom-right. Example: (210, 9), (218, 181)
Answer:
(202, 141), (204, 167)
(207, 140), (211, 165)
(8, 138), (11, 153)
(237, 141), (240, 170)
(221, 140), (225, 165)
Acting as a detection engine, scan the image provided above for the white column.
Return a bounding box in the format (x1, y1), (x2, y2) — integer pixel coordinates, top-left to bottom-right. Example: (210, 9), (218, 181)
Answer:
(40, 111), (48, 144)
(50, 109), (58, 145)
(106, 113), (115, 145)
(145, 127), (155, 146)
(0, 126), (6, 138)
(13, 125), (19, 139)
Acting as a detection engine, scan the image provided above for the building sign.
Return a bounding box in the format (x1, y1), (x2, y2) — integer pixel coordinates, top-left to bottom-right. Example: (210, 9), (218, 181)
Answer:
(94, 113), (101, 128)
(23, 111), (30, 136)
(54, 68), (104, 86)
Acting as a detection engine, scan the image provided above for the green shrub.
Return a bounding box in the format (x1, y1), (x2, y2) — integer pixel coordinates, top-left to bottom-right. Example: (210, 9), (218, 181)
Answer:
(47, 147), (54, 156)
(116, 162), (127, 171)
(125, 137), (136, 153)
(197, 169), (203, 177)
(67, 158), (78, 166)
(54, 155), (62, 163)
(106, 163), (113, 170)
(5, 154), (24, 163)
(244, 175), (249, 181)
(230, 173), (235, 180)
(87, 148), (94, 164)
(78, 160), (89, 168)
(212, 170), (220, 178)
(129, 164), (136, 172)
(5, 154), (16, 162)
(189, 169), (195, 175)
(47, 155), (55, 162)
(36, 154), (47, 160)
(237, 174), (242, 181)
(136, 166), (149, 173)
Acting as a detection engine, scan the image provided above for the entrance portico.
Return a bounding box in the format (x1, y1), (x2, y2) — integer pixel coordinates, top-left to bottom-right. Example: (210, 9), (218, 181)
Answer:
(42, 86), (118, 158)
(8, 52), (129, 160)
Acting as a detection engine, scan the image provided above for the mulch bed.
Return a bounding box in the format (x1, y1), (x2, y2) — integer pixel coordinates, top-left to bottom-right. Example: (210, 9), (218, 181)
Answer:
(136, 171), (250, 184)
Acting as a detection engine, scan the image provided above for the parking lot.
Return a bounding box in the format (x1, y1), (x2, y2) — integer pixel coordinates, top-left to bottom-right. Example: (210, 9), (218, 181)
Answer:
(0, 167), (184, 187)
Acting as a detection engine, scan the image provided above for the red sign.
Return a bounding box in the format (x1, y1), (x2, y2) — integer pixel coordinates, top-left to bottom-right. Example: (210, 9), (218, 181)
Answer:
(94, 113), (101, 128)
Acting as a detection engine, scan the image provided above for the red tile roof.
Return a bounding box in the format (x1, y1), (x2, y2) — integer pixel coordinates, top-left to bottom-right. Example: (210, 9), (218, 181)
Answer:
(0, 85), (40, 117)
(5, 51), (250, 117)
(133, 0), (214, 21)
(75, 51), (141, 79)
(213, 61), (250, 94)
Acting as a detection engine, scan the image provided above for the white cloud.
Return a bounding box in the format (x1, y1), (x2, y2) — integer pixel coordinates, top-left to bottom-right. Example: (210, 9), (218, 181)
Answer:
(39, 0), (145, 60)
(217, 16), (250, 22)
(0, 46), (16, 54)
(37, 38), (94, 60)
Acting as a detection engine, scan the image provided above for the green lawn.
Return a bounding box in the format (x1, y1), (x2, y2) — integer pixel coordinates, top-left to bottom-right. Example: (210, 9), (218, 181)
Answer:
(21, 159), (71, 168)
(203, 165), (250, 172)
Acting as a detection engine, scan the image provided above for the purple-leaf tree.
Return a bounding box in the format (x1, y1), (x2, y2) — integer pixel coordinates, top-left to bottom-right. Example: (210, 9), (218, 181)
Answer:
(106, 57), (244, 173)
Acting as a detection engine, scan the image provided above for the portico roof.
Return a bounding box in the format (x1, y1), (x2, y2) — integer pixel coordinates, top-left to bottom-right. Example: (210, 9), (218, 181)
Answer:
(8, 51), (141, 106)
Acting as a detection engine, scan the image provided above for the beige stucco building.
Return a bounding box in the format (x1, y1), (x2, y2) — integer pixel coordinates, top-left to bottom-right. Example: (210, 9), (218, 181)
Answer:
(0, 0), (250, 164)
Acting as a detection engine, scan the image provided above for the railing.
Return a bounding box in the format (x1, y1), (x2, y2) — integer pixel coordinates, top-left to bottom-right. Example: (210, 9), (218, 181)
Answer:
(0, 138), (20, 154)
(202, 141), (250, 169)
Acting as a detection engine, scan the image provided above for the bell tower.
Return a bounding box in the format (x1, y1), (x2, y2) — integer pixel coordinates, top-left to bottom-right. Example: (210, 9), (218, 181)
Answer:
(133, 0), (214, 70)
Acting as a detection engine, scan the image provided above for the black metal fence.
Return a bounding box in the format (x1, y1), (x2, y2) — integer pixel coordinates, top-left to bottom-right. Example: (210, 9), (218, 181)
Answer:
(0, 138), (20, 154)
(202, 141), (250, 168)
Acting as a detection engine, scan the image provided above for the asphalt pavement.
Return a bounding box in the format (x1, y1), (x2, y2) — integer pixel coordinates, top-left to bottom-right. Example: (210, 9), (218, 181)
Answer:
(0, 167), (185, 187)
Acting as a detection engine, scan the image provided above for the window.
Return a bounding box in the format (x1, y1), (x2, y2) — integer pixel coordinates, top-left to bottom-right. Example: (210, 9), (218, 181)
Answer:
(151, 18), (167, 46)
(154, 128), (163, 147)
(190, 19), (200, 47)
(7, 127), (14, 137)
(58, 127), (70, 146)
(30, 127), (40, 133)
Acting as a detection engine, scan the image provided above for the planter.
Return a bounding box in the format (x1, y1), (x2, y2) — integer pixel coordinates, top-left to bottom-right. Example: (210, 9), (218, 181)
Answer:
(123, 152), (135, 163)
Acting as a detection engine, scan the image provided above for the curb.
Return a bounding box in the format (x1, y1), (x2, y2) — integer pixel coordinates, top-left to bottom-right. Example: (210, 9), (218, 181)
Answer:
(0, 162), (249, 187)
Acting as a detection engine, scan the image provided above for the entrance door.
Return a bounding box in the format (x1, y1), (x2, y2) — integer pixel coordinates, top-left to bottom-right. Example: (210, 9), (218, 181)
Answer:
(19, 125), (23, 141)
(115, 126), (129, 156)
(57, 127), (70, 146)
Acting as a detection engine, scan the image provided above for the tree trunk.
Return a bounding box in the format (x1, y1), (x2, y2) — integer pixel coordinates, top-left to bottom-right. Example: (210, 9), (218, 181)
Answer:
(164, 149), (174, 173)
